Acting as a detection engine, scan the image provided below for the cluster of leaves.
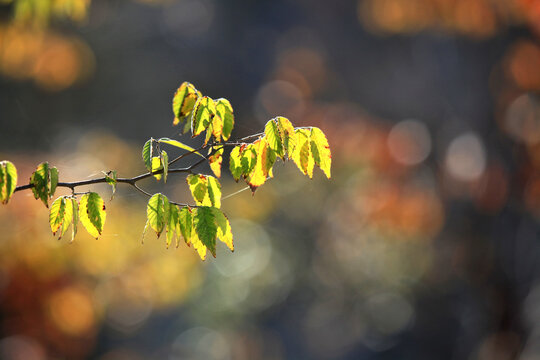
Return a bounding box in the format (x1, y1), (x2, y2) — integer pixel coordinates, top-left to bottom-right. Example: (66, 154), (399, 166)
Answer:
(0, 81), (331, 260)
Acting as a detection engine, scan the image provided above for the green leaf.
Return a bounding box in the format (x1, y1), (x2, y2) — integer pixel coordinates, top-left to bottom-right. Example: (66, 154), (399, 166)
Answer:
(229, 146), (243, 181)
(79, 192), (106, 239)
(166, 204), (179, 248)
(151, 156), (162, 181)
(142, 138), (153, 171)
(205, 176), (221, 208)
(30, 162), (50, 207)
(215, 98), (234, 140)
(193, 206), (217, 258)
(49, 166), (58, 198)
(265, 119), (284, 158)
(210, 207), (233, 251)
(0, 160), (17, 205)
(178, 206), (193, 246)
(276, 116), (297, 157)
(161, 150), (169, 183)
(172, 82), (200, 129)
(241, 144), (257, 175)
(310, 127), (332, 179)
(186, 174), (207, 205)
(191, 96), (216, 137)
(208, 146), (223, 178)
(103, 170), (117, 200)
(158, 137), (204, 157)
(146, 193), (169, 238)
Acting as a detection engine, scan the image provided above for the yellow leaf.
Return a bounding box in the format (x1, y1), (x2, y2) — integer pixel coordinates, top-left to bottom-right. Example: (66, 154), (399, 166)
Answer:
(292, 129), (314, 178)
(79, 192), (106, 239)
(310, 127), (332, 179)
(208, 147), (223, 178)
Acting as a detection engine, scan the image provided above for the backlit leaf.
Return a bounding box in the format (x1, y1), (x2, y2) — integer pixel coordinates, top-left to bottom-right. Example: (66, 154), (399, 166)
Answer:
(209, 147), (224, 178)
(191, 96), (216, 137)
(210, 108), (223, 142)
(215, 98), (234, 140)
(79, 192), (106, 239)
(161, 150), (169, 183)
(178, 206), (193, 246)
(276, 116), (297, 157)
(241, 144), (257, 175)
(146, 193), (169, 238)
(166, 204), (179, 248)
(186, 174), (207, 205)
(49, 196), (75, 240)
(211, 207), (233, 251)
(49, 196), (66, 235)
(152, 156), (162, 181)
(265, 119), (284, 158)
(229, 146), (243, 181)
(30, 162), (50, 207)
(205, 175), (221, 208)
(292, 129), (314, 178)
(245, 138), (276, 191)
(49, 166), (58, 198)
(142, 139), (153, 171)
(103, 170), (117, 200)
(193, 206), (217, 258)
(310, 127), (332, 179)
(172, 82), (200, 129)
(0, 160), (17, 205)
(71, 198), (78, 242)
(158, 137), (203, 158)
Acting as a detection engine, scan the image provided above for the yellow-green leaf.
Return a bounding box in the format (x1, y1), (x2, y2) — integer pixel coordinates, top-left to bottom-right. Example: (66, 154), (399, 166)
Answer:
(191, 96), (216, 137)
(0, 160), (17, 205)
(229, 146), (243, 181)
(186, 174), (207, 205)
(211, 207), (233, 251)
(142, 139), (153, 171)
(215, 98), (234, 140)
(158, 137), (204, 158)
(103, 170), (117, 200)
(310, 127), (332, 179)
(161, 150), (169, 183)
(208, 147), (224, 178)
(276, 116), (297, 157)
(265, 119), (284, 158)
(178, 206), (193, 246)
(71, 198), (78, 242)
(49, 196), (66, 235)
(30, 162), (50, 207)
(49, 166), (58, 198)
(79, 192), (106, 239)
(151, 156), (162, 181)
(292, 129), (314, 178)
(193, 206), (217, 258)
(245, 138), (276, 191)
(146, 193), (169, 238)
(49, 196), (74, 239)
(205, 176), (221, 208)
(166, 204), (179, 248)
(172, 82), (200, 129)
(241, 144), (257, 175)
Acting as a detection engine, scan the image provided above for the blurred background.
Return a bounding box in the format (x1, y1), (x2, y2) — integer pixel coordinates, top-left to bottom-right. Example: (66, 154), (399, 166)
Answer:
(0, 0), (539, 359)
